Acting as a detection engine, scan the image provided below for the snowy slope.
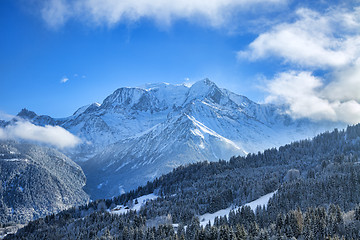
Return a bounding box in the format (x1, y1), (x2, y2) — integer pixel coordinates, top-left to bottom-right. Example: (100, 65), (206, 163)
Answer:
(13, 79), (344, 199)
(110, 193), (158, 215)
(199, 190), (278, 227)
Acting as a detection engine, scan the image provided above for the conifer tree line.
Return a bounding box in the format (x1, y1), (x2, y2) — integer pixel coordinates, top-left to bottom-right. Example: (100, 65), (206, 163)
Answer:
(5, 124), (360, 239)
(7, 203), (360, 239)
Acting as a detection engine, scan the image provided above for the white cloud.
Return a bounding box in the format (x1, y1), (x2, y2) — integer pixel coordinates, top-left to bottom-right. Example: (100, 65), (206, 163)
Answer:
(0, 128), (6, 139)
(240, 6), (360, 124)
(265, 71), (360, 124)
(0, 111), (15, 121)
(60, 76), (69, 83)
(239, 7), (360, 68)
(39, 0), (287, 28)
(41, 0), (70, 29)
(0, 121), (81, 149)
(322, 64), (360, 102)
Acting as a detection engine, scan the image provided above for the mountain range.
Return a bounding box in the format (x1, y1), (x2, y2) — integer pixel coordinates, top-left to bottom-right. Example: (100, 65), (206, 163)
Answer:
(12, 79), (343, 199)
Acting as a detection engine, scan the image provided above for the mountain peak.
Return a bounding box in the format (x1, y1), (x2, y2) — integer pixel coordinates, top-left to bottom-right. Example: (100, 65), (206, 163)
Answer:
(17, 108), (37, 119)
(191, 78), (217, 88)
(140, 82), (170, 90)
(188, 79), (224, 104)
(202, 78), (216, 85)
(102, 87), (146, 109)
(73, 103), (101, 116)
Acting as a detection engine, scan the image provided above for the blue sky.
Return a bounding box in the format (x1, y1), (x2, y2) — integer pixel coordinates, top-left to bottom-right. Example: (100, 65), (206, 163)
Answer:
(1, 0), (360, 124)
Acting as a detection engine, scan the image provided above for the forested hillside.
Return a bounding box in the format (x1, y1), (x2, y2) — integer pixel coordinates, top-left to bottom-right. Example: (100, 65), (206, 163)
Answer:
(0, 141), (89, 224)
(6, 124), (360, 239)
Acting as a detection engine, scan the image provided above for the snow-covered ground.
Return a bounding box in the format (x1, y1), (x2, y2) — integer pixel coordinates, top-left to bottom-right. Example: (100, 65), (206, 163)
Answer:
(244, 191), (278, 211)
(199, 190), (277, 227)
(109, 190), (277, 227)
(110, 193), (158, 215)
(0, 224), (24, 240)
(2, 158), (28, 163)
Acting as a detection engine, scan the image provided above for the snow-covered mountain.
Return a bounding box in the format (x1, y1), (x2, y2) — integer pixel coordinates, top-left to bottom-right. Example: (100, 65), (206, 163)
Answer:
(14, 79), (343, 199)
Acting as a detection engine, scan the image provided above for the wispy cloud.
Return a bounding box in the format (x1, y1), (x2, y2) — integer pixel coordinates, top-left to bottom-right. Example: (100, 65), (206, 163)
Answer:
(41, 0), (70, 29)
(39, 0), (287, 29)
(0, 121), (81, 149)
(0, 111), (15, 121)
(60, 76), (69, 83)
(240, 6), (360, 124)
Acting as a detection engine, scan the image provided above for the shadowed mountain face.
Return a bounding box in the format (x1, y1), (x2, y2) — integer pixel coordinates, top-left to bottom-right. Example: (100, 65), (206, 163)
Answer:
(0, 141), (89, 224)
(13, 79), (343, 199)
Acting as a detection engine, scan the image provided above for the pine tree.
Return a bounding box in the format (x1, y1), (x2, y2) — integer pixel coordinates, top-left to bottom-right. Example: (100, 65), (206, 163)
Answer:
(235, 224), (247, 240)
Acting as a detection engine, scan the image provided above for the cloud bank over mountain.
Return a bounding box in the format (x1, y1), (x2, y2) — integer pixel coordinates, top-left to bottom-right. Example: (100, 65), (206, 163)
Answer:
(264, 71), (360, 124)
(0, 121), (81, 148)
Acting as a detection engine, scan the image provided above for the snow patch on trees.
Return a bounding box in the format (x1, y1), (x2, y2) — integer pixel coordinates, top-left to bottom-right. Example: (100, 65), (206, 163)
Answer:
(199, 190), (277, 227)
(110, 193), (158, 215)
